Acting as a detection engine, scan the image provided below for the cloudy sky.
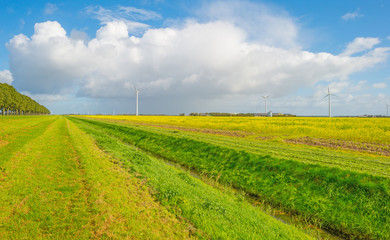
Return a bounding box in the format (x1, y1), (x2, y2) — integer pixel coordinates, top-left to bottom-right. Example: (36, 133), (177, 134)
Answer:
(0, 0), (389, 115)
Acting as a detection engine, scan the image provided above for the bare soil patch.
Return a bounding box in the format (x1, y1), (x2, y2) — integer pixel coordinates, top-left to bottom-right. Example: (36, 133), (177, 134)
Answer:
(285, 137), (390, 156)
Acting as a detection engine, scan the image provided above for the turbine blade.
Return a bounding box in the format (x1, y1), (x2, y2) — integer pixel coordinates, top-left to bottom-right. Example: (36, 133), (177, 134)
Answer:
(321, 94), (329, 101)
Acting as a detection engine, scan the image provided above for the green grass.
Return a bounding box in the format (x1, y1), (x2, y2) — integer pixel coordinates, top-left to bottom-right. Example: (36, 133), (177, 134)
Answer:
(0, 116), (57, 165)
(71, 116), (390, 240)
(70, 116), (313, 240)
(89, 117), (390, 178)
(0, 116), (193, 239)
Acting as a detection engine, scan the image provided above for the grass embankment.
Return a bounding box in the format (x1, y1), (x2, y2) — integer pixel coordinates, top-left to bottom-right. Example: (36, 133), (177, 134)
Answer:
(70, 117), (313, 239)
(0, 116), (192, 239)
(92, 118), (390, 178)
(73, 117), (390, 240)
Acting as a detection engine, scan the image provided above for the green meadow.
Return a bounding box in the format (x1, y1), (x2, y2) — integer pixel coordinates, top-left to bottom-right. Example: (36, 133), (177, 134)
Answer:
(1, 115), (389, 239)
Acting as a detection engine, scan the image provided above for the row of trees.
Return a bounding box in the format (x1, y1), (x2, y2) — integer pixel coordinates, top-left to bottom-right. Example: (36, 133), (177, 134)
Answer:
(0, 83), (50, 115)
(189, 112), (255, 116)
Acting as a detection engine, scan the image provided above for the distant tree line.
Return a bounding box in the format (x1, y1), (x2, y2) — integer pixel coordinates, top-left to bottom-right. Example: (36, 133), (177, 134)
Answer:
(0, 83), (50, 115)
(187, 112), (297, 117)
(189, 112), (255, 117)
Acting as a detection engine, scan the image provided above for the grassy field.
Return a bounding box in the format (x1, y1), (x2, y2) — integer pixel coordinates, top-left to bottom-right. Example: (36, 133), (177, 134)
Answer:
(2, 114), (389, 239)
(0, 115), (313, 239)
(0, 116), (192, 239)
(74, 115), (390, 240)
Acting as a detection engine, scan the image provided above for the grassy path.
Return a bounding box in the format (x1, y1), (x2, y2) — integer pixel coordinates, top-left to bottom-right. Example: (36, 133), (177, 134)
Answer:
(0, 117), (192, 239)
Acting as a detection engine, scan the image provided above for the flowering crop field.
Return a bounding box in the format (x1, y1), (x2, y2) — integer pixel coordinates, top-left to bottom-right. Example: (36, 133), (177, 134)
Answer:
(85, 115), (390, 143)
(78, 115), (390, 240)
(85, 115), (390, 156)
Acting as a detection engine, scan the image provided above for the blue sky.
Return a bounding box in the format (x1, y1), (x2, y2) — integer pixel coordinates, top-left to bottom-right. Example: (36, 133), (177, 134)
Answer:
(0, 0), (389, 115)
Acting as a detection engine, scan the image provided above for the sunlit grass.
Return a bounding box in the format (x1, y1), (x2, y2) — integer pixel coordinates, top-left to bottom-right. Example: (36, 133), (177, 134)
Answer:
(0, 116), (192, 239)
(73, 116), (390, 240)
(71, 116), (313, 240)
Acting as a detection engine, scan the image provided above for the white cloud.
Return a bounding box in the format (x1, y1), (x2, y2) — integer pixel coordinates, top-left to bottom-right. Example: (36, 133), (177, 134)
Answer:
(196, 0), (300, 49)
(373, 83), (387, 89)
(341, 9), (363, 21)
(341, 37), (381, 56)
(21, 92), (68, 102)
(6, 2), (390, 115)
(86, 6), (161, 34)
(44, 3), (58, 15)
(8, 20), (389, 103)
(118, 6), (162, 21)
(0, 70), (13, 84)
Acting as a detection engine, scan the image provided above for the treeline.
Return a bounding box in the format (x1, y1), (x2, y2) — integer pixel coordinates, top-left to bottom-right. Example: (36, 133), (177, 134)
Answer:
(0, 83), (50, 115)
(188, 112), (296, 117)
(189, 112), (255, 117)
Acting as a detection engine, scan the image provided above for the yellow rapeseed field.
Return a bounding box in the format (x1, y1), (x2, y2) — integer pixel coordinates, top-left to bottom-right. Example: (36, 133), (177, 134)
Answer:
(83, 115), (390, 145)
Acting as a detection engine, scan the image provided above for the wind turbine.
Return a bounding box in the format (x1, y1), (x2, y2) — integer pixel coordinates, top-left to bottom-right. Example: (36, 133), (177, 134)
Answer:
(321, 87), (336, 118)
(386, 103), (389, 116)
(262, 95), (269, 114)
(134, 86), (143, 116)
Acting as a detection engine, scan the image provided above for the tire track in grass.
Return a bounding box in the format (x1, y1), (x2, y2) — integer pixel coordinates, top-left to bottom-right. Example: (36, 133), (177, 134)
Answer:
(65, 118), (194, 239)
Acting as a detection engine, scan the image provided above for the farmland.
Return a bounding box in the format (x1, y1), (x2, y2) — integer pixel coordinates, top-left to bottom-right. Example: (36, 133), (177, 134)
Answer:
(1, 115), (389, 239)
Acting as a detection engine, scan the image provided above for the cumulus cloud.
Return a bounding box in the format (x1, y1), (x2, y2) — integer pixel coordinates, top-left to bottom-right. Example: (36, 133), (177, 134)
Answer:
(0, 70), (13, 84)
(8, 20), (390, 98)
(196, 0), (300, 49)
(373, 83), (387, 89)
(44, 3), (58, 15)
(341, 9), (363, 21)
(6, 3), (390, 114)
(341, 37), (381, 56)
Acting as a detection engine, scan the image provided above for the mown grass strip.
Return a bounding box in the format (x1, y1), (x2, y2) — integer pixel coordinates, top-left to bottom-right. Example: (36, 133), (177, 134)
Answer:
(65, 118), (193, 239)
(71, 116), (313, 240)
(0, 116), (192, 239)
(72, 116), (390, 240)
(0, 117), (92, 238)
(0, 116), (57, 166)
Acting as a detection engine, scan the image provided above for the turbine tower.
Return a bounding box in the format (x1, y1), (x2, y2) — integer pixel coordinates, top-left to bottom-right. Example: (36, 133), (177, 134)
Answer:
(321, 87), (335, 118)
(386, 103), (389, 116)
(134, 86), (142, 116)
(262, 95), (269, 113)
